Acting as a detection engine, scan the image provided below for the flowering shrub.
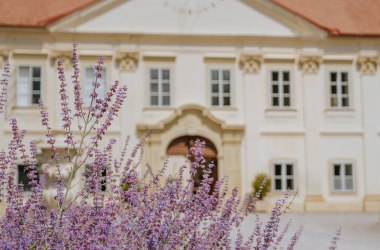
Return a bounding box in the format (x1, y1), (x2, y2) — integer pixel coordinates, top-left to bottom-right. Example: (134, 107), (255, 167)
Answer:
(252, 173), (271, 201)
(0, 45), (340, 249)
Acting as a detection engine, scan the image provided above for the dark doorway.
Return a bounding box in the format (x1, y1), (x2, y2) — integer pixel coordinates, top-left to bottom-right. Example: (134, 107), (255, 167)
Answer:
(166, 136), (218, 194)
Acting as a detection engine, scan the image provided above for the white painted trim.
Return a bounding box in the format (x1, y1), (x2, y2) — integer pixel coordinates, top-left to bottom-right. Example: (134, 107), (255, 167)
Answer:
(271, 160), (296, 192)
(267, 67), (294, 109)
(206, 62), (235, 109)
(324, 64), (354, 111)
(330, 160), (356, 193)
(145, 63), (175, 108)
(16, 65), (43, 107)
(327, 70), (351, 109)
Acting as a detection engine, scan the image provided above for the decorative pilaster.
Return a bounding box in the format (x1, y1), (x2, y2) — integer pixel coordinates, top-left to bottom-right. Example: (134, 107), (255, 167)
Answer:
(116, 52), (139, 72)
(299, 55), (321, 74)
(50, 51), (72, 68)
(357, 55), (378, 75)
(301, 54), (323, 208)
(239, 54), (263, 74)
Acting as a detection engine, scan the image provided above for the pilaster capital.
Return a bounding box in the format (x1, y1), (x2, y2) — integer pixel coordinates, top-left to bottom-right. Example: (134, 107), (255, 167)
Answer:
(239, 54), (263, 74)
(50, 51), (72, 68)
(0, 51), (9, 68)
(299, 55), (321, 74)
(357, 55), (378, 75)
(116, 52), (139, 72)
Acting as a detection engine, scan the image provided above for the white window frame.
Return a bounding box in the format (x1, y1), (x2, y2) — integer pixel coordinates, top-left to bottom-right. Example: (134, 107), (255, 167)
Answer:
(328, 70), (351, 109)
(83, 65), (108, 108)
(269, 69), (292, 109)
(209, 68), (232, 107)
(272, 160), (295, 192)
(331, 160), (355, 193)
(16, 65), (42, 106)
(147, 67), (171, 107)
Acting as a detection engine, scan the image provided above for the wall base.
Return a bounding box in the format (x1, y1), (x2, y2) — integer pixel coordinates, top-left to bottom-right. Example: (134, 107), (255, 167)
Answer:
(304, 195), (326, 211)
(363, 195), (380, 212)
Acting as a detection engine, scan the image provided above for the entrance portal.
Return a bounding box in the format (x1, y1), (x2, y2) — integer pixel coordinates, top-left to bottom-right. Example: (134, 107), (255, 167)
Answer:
(166, 136), (218, 193)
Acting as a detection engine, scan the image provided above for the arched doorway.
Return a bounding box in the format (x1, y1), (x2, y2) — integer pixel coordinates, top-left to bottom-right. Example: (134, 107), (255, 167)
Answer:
(137, 104), (244, 193)
(166, 135), (218, 193)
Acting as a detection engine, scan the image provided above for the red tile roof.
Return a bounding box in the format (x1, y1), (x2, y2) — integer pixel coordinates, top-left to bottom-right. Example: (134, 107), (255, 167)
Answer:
(272, 0), (380, 36)
(0, 0), (379, 36)
(0, 0), (98, 28)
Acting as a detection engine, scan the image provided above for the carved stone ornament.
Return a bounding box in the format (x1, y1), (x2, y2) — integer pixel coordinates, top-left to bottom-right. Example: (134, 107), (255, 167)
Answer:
(299, 55), (321, 74)
(116, 52), (139, 72)
(357, 55), (378, 75)
(50, 51), (72, 68)
(239, 54), (262, 74)
(0, 51), (9, 68)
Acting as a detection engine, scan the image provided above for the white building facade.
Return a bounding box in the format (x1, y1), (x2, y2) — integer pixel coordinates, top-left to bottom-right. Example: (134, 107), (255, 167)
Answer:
(1, 0), (380, 211)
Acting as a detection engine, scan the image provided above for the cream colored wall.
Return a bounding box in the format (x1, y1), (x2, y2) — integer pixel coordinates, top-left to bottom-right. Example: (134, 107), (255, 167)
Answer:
(1, 0), (380, 211)
(1, 35), (380, 211)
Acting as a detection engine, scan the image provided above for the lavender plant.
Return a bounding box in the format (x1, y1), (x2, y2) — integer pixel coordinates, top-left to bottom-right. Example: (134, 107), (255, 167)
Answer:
(0, 45), (339, 249)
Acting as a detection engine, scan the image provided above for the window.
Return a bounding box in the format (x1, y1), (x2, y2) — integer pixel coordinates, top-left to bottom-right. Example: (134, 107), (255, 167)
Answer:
(210, 69), (231, 107)
(272, 161), (295, 192)
(329, 71), (350, 108)
(16, 66), (41, 106)
(17, 165), (39, 192)
(332, 161), (354, 192)
(270, 70), (292, 108)
(149, 68), (170, 106)
(83, 66), (107, 107)
(84, 165), (107, 192)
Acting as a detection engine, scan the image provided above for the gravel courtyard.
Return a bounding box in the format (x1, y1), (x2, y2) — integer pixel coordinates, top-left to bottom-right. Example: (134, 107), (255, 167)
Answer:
(237, 212), (380, 249)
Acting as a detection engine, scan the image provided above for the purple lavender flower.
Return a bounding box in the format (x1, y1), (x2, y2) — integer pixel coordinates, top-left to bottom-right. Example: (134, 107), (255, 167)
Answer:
(71, 43), (84, 119)
(57, 57), (73, 147)
(329, 227), (342, 250)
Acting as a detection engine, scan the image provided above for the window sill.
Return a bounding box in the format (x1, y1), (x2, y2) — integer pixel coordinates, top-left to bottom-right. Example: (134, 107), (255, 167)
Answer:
(264, 108), (298, 118)
(12, 105), (41, 110)
(11, 106), (42, 115)
(268, 190), (297, 197)
(265, 108), (297, 112)
(324, 108), (355, 113)
(330, 191), (357, 196)
(143, 106), (174, 111)
(324, 108), (356, 117)
(209, 106), (237, 111)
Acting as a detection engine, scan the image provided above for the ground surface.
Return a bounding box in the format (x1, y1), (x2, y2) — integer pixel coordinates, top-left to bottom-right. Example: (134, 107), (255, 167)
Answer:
(237, 212), (380, 249)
